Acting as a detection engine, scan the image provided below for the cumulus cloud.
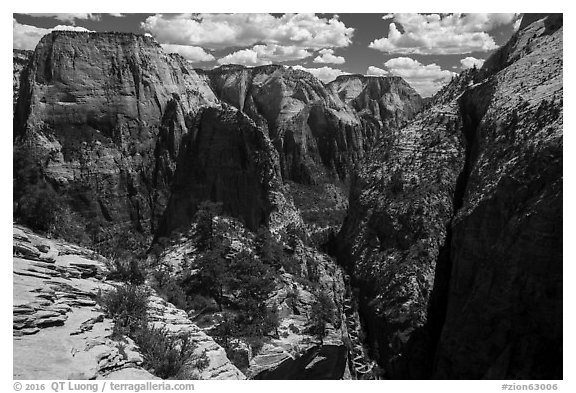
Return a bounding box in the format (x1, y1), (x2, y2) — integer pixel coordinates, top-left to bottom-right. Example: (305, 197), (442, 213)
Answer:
(313, 48), (345, 64)
(20, 13), (100, 23)
(369, 13), (520, 55)
(292, 65), (348, 83)
(382, 14), (395, 21)
(141, 13), (354, 50)
(162, 44), (215, 62)
(383, 57), (455, 97)
(13, 19), (92, 50)
(366, 66), (389, 76)
(460, 56), (485, 69)
(217, 48), (271, 66)
(217, 44), (312, 66)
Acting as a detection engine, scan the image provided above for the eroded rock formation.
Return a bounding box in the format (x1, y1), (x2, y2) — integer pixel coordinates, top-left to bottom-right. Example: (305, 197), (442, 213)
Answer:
(13, 224), (244, 380)
(14, 31), (217, 239)
(336, 14), (562, 379)
(203, 65), (422, 185)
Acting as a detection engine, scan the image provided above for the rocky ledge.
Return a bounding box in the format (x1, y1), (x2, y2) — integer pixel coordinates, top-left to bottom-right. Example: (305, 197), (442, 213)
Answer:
(12, 224), (244, 380)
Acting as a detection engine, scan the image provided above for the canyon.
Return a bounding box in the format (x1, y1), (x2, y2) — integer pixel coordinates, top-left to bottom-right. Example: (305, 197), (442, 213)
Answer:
(12, 14), (562, 380)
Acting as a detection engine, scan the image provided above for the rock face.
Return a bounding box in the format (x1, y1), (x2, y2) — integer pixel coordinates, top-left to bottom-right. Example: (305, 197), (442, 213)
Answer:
(327, 75), (423, 132)
(13, 224), (155, 380)
(203, 65), (422, 185)
(156, 214), (352, 379)
(336, 14), (562, 379)
(14, 31), (217, 238)
(146, 294), (245, 380)
(156, 104), (288, 236)
(13, 224), (244, 380)
(432, 14), (563, 379)
(13, 49), (32, 110)
(335, 71), (466, 372)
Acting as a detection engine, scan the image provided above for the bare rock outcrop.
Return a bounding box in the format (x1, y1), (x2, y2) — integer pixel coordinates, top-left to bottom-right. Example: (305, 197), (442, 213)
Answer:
(14, 31), (217, 239)
(335, 73), (466, 372)
(203, 65), (420, 185)
(13, 49), (32, 110)
(327, 74), (423, 131)
(156, 104), (302, 237)
(12, 224), (245, 380)
(335, 14), (562, 379)
(13, 224), (154, 380)
(432, 14), (563, 379)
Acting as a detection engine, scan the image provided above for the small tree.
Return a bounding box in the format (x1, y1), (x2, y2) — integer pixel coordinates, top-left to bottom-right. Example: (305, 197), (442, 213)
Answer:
(309, 290), (336, 344)
(210, 312), (239, 351)
(100, 284), (150, 336)
(193, 246), (230, 310)
(194, 201), (223, 251)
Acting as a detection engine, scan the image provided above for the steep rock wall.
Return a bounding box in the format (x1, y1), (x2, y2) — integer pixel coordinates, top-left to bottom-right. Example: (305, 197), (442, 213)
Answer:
(432, 14), (563, 379)
(335, 74), (467, 372)
(14, 31), (217, 239)
(336, 14), (563, 380)
(156, 104), (292, 236)
(203, 65), (422, 185)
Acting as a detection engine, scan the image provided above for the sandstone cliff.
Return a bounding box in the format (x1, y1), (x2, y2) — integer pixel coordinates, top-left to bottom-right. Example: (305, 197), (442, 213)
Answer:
(156, 104), (300, 237)
(14, 31), (217, 241)
(13, 49), (32, 110)
(432, 13), (563, 379)
(202, 66), (422, 243)
(335, 14), (562, 379)
(203, 65), (422, 185)
(328, 74), (423, 132)
(13, 224), (244, 380)
(155, 214), (352, 379)
(335, 70), (467, 373)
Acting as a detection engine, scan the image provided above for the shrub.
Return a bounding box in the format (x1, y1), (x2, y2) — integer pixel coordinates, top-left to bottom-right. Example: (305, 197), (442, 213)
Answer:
(106, 256), (146, 285)
(309, 290), (336, 343)
(247, 336), (266, 355)
(192, 246), (230, 310)
(100, 284), (149, 336)
(210, 312), (239, 351)
(286, 286), (300, 314)
(16, 185), (62, 232)
(131, 324), (199, 379)
(194, 201), (223, 251)
(100, 284), (207, 379)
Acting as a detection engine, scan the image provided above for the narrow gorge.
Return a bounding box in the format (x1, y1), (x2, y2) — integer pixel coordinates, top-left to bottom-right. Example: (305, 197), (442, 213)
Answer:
(12, 14), (562, 380)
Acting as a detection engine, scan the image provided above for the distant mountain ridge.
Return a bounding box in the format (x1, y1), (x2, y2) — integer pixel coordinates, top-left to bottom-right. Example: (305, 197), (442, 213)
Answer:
(13, 31), (422, 242)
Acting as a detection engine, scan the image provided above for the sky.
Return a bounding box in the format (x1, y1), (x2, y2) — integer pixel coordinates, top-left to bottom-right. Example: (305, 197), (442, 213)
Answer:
(12, 13), (522, 97)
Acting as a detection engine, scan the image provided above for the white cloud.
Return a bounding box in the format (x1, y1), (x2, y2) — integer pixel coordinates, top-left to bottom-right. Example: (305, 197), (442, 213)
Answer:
(292, 65), (348, 83)
(162, 44), (215, 62)
(383, 57), (455, 97)
(141, 13), (354, 50)
(366, 65), (389, 76)
(20, 13), (100, 23)
(217, 44), (312, 66)
(13, 19), (92, 50)
(460, 56), (485, 69)
(253, 44), (312, 62)
(313, 48), (345, 64)
(369, 13), (520, 55)
(217, 48), (271, 66)
(108, 13), (125, 18)
(382, 14), (395, 21)
(52, 25), (92, 32)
